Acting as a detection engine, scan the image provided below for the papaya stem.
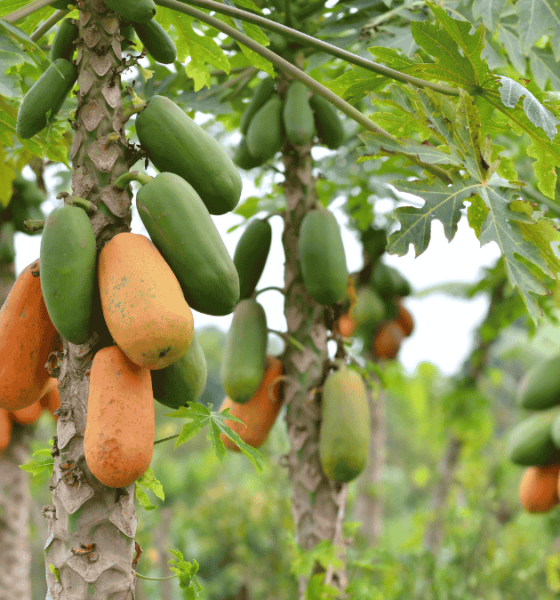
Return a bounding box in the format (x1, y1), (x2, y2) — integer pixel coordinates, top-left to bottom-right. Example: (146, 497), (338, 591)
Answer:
(4, 0), (55, 23)
(30, 9), (69, 42)
(121, 101), (147, 123)
(64, 195), (98, 213)
(135, 573), (177, 581)
(268, 328), (306, 351)
(24, 219), (45, 232)
(114, 171), (153, 189)
(255, 286), (285, 297)
(153, 434), (179, 446)
(155, 0), (460, 98)
(154, 0), (454, 184)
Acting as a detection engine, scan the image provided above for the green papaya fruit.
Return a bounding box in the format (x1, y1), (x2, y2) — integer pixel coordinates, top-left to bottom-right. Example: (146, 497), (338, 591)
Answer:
(12, 203), (44, 235)
(319, 365), (370, 482)
(551, 412), (560, 448)
(283, 81), (314, 146)
(298, 208), (348, 305)
(16, 59), (77, 139)
(50, 19), (78, 62)
(351, 287), (385, 328)
(309, 94), (344, 149)
(133, 19), (177, 64)
(40, 205), (97, 344)
(0, 222), (16, 264)
(246, 96), (284, 162)
(121, 24), (136, 51)
(507, 407), (560, 466)
(518, 356), (560, 411)
(240, 76), (275, 135)
(234, 219), (272, 300)
(360, 227), (387, 262)
(103, 0), (156, 23)
(152, 331), (207, 409)
(390, 267), (411, 297)
(370, 262), (397, 298)
(136, 95), (242, 215)
(136, 172), (239, 316)
(221, 299), (267, 404)
(13, 174), (44, 207)
(233, 137), (264, 170)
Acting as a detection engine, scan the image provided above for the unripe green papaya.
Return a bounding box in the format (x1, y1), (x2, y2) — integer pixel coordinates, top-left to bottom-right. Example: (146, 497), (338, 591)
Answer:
(391, 267), (411, 297)
(133, 19), (177, 64)
(309, 94), (344, 149)
(518, 356), (560, 411)
(13, 174), (44, 207)
(370, 262), (396, 298)
(246, 96), (284, 162)
(0, 223), (15, 264)
(16, 59), (77, 139)
(136, 95), (242, 215)
(283, 81), (314, 146)
(507, 407), (560, 466)
(233, 137), (265, 170)
(319, 365), (370, 482)
(221, 299), (267, 404)
(121, 24), (136, 50)
(361, 227), (387, 262)
(152, 331), (207, 409)
(40, 205), (97, 344)
(240, 76), (275, 135)
(136, 172), (239, 316)
(50, 19), (78, 62)
(351, 287), (385, 328)
(103, 0), (156, 23)
(234, 219), (272, 301)
(298, 208), (348, 305)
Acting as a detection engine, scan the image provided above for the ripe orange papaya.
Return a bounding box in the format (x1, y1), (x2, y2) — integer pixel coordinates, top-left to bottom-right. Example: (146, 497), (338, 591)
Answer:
(520, 465), (560, 513)
(333, 313), (356, 337)
(373, 321), (405, 359)
(396, 301), (414, 337)
(220, 356), (283, 451)
(40, 378), (61, 420)
(84, 345), (154, 488)
(0, 409), (12, 453)
(10, 401), (42, 426)
(0, 259), (60, 411)
(98, 233), (194, 370)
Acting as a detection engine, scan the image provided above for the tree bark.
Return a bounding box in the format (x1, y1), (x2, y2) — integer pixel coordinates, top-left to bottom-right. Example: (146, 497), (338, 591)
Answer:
(44, 1), (137, 598)
(353, 385), (385, 545)
(281, 117), (348, 595)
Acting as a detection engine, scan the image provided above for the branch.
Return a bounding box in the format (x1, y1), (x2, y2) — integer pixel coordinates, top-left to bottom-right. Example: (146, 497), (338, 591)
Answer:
(31, 9), (68, 41)
(155, 0), (453, 183)
(4, 0), (54, 23)
(155, 0), (460, 97)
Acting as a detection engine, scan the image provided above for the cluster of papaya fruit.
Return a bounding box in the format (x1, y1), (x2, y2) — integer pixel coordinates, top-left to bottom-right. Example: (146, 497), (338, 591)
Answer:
(0, 173), (46, 261)
(334, 261), (414, 359)
(16, 0), (177, 140)
(508, 356), (560, 513)
(0, 378), (60, 456)
(234, 76), (344, 170)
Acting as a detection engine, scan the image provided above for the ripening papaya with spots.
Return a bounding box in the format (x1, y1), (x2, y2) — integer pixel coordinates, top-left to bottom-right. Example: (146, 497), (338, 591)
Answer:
(40, 378), (61, 421)
(220, 356), (283, 452)
(84, 345), (154, 488)
(519, 465), (560, 513)
(98, 233), (194, 370)
(10, 401), (42, 426)
(373, 321), (405, 360)
(0, 259), (60, 411)
(0, 409), (12, 454)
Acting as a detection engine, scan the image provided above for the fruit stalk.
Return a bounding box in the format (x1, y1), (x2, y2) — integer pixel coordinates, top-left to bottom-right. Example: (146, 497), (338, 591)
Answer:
(45, 1), (138, 597)
(280, 77), (347, 595)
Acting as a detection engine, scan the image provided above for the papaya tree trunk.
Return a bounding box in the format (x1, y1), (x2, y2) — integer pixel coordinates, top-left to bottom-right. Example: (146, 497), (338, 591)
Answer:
(44, 1), (136, 597)
(281, 135), (348, 595)
(353, 384), (385, 545)
(0, 258), (34, 600)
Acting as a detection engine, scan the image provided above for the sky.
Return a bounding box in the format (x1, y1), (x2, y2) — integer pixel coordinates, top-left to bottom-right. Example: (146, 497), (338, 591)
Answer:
(15, 157), (502, 379)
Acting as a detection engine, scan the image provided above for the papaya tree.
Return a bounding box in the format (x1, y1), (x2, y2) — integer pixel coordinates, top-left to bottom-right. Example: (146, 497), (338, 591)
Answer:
(1, 0), (560, 598)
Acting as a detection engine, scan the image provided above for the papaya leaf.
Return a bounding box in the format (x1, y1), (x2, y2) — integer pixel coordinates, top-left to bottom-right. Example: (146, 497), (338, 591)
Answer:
(515, 0), (560, 53)
(166, 402), (264, 473)
(135, 468), (165, 511)
(528, 48), (560, 91)
(497, 25), (527, 75)
(20, 443), (54, 476)
(0, 18), (49, 69)
(0, 0), (29, 18)
(169, 551), (202, 597)
(472, 0), (507, 31)
(0, 152), (15, 207)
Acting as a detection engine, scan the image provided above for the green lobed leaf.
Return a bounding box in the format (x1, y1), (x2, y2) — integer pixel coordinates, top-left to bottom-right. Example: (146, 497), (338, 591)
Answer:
(471, 0), (507, 31)
(515, 0), (560, 53)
